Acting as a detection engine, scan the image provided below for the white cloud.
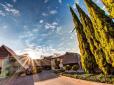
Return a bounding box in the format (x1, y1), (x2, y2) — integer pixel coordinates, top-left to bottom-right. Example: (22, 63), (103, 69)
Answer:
(19, 24), (43, 50)
(19, 31), (34, 39)
(52, 22), (58, 25)
(75, 0), (79, 4)
(19, 26), (39, 50)
(0, 36), (25, 52)
(50, 10), (58, 15)
(17, 46), (65, 59)
(39, 20), (44, 24)
(44, 22), (63, 33)
(0, 3), (20, 16)
(13, 0), (17, 3)
(6, 3), (13, 8)
(32, 28), (39, 32)
(44, 0), (49, 3)
(23, 25), (29, 30)
(56, 26), (62, 33)
(40, 33), (49, 37)
(45, 22), (58, 30)
(16, 42), (80, 59)
(42, 10), (57, 17)
(42, 12), (48, 17)
(58, 0), (62, 4)
(0, 10), (5, 16)
(24, 39), (36, 48)
(45, 23), (56, 29)
(19, 30), (33, 39)
(2, 25), (8, 29)
(45, 23), (50, 29)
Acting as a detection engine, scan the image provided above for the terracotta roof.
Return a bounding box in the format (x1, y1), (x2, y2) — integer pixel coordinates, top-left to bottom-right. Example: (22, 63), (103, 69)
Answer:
(39, 52), (80, 66)
(58, 52), (80, 65)
(0, 45), (16, 59)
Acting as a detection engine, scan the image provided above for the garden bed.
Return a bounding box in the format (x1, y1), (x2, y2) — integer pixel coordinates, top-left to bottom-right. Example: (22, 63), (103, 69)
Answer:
(59, 72), (114, 84)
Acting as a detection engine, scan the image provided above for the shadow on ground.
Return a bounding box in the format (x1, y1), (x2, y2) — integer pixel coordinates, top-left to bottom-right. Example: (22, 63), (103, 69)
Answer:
(0, 75), (34, 85)
(13, 75), (34, 85)
(33, 70), (59, 82)
(0, 70), (58, 85)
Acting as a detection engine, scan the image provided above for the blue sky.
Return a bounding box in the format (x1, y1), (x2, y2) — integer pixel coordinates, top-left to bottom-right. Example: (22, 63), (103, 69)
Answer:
(0, 0), (106, 58)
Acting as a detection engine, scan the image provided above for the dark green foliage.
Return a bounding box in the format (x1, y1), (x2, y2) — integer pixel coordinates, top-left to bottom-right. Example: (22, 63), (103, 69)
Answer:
(64, 65), (71, 70)
(72, 64), (79, 71)
(36, 67), (42, 73)
(9, 57), (16, 62)
(76, 4), (111, 75)
(69, 0), (114, 75)
(102, 0), (114, 18)
(84, 0), (114, 67)
(69, 7), (97, 73)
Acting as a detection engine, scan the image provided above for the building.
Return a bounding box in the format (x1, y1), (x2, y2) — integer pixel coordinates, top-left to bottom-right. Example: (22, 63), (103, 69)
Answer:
(0, 45), (17, 77)
(51, 52), (81, 70)
(41, 57), (52, 70)
(0, 45), (24, 77)
(34, 52), (82, 71)
(19, 52), (82, 71)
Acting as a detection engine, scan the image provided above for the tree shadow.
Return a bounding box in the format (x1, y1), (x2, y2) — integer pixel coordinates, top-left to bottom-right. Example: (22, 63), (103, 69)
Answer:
(33, 70), (59, 82)
(0, 70), (59, 85)
(12, 75), (34, 85)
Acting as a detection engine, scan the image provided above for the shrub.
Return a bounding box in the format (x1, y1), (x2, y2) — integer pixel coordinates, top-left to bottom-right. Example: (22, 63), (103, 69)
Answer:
(72, 64), (79, 71)
(64, 65), (71, 71)
(61, 73), (114, 84)
(6, 72), (11, 76)
(32, 68), (37, 74)
(54, 69), (65, 74)
(25, 68), (32, 75)
(111, 70), (114, 75)
(36, 67), (42, 73)
(9, 58), (16, 62)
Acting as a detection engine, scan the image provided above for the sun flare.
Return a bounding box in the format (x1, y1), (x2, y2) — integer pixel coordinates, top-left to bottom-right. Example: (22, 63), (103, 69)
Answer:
(26, 49), (41, 59)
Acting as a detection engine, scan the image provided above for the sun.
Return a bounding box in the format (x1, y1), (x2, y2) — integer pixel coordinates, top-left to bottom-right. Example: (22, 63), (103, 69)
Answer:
(26, 49), (41, 59)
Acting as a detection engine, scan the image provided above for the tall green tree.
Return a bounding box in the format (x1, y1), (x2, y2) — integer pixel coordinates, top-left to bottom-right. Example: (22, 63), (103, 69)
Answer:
(84, 0), (114, 67)
(102, 0), (114, 18)
(69, 6), (96, 73)
(76, 4), (111, 75)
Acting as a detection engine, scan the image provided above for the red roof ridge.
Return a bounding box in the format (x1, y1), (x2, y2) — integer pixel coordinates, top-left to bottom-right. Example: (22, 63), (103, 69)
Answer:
(1, 45), (16, 57)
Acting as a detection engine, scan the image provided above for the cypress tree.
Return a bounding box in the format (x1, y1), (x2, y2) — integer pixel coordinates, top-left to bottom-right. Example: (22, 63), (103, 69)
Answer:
(69, 6), (96, 73)
(102, 0), (114, 18)
(76, 4), (111, 75)
(84, 0), (114, 67)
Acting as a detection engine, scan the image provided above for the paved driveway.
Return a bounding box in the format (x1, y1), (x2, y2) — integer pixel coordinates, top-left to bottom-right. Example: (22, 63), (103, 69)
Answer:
(34, 70), (77, 85)
(0, 70), (111, 85)
(0, 74), (34, 85)
(0, 70), (78, 85)
(34, 71), (111, 85)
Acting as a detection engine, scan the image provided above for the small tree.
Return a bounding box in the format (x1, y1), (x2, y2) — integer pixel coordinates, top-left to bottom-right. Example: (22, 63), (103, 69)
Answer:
(72, 64), (79, 71)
